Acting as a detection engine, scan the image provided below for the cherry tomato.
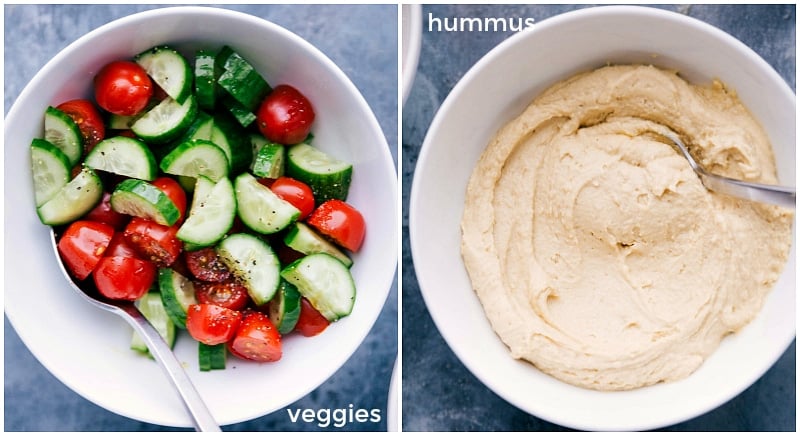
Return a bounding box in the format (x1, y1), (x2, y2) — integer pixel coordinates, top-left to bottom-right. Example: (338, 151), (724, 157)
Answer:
(105, 232), (140, 258)
(269, 176), (315, 220)
(57, 220), (115, 280)
(151, 176), (187, 224)
(306, 199), (366, 252)
(186, 304), (243, 345)
(195, 279), (250, 311)
(256, 84), (315, 145)
(294, 297), (330, 337)
(123, 217), (183, 267)
(56, 99), (105, 151)
(93, 256), (156, 301)
(229, 310), (282, 362)
(185, 247), (231, 283)
(94, 60), (153, 116)
(84, 192), (129, 230)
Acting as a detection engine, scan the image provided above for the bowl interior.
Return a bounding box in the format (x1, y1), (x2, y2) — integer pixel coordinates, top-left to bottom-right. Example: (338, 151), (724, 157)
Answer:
(410, 5), (795, 431)
(5, 6), (397, 427)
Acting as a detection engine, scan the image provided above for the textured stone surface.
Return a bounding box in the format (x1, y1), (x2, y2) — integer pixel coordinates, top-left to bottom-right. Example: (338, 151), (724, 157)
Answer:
(402, 4), (795, 432)
(4, 4), (397, 431)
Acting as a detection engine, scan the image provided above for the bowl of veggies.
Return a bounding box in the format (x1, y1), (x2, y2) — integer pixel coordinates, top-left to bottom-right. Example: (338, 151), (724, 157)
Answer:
(5, 6), (397, 427)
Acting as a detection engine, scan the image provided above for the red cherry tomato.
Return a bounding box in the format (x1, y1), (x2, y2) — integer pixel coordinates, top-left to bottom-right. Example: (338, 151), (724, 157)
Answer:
(84, 192), (129, 230)
(269, 176), (315, 220)
(123, 217), (183, 267)
(57, 220), (115, 280)
(194, 279), (250, 311)
(306, 199), (366, 252)
(256, 84), (315, 145)
(294, 297), (330, 337)
(94, 60), (153, 116)
(93, 256), (156, 301)
(105, 232), (140, 258)
(186, 304), (243, 345)
(185, 247), (231, 283)
(151, 176), (187, 224)
(56, 99), (105, 152)
(229, 311), (282, 362)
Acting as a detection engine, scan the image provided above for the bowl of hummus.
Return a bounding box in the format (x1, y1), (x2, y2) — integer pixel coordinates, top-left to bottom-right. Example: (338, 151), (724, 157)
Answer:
(409, 5), (795, 431)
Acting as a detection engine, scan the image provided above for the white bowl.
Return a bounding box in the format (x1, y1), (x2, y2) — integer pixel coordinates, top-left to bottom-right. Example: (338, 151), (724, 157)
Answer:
(4, 6), (397, 427)
(401, 4), (422, 104)
(410, 5), (795, 431)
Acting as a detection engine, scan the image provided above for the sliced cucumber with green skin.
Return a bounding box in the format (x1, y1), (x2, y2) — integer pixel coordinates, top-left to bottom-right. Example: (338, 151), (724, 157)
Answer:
(43, 106), (82, 166)
(111, 179), (181, 226)
(30, 139), (71, 207)
(284, 222), (353, 267)
(221, 94), (257, 127)
(131, 95), (197, 145)
(198, 342), (226, 371)
(84, 136), (157, 180)
(108, 113), (139, 130)
(216, 233), (281, 306)
(160, 139), (229, 182)
(235, 172), (300, 234)
(286, 143), (353, 202)
(177, 176), (236, 247)
(131, 292), (177, 357)
(269, 280), (302, 334)
(280, 253), (356, 321)
(251, 141), (285, 179)
(194, 49), (218, 111)
(36, 168), (103, 226)
(212, 112), (252, 174)
(158, 268), (196, 329)
(135, 45), (192, 103)
(218, 50), (271, 111)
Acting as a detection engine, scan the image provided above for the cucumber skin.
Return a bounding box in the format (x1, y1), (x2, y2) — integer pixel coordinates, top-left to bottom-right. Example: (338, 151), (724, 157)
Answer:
(269, 280), (302, 335)
(198, 342), (227, 371)
(111, 179), (181, 226)
(158, 268), (196, 329)
(285, 144), (353, 203)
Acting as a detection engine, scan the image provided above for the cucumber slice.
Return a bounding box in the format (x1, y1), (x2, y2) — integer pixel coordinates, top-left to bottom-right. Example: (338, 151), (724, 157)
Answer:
(36, 168), (103, 226)
(284, 222), (353, 268)
(217, 50), (271, 111)
(30, 139), (71, 207)
(280, 253), (356, 321)
(221, 94), (257, 127)
(235, 172), (300, 234)
(160, 139), (229, 182)
(211, 112), (252, 174)
(216, 233), (281, 306)
(108, 113), (138, 130)
(251, 141), (285, 179)
(268, 280), (302, 334)
(177, 176), (236, 247)
(44, 106), (83, 166)
(131, 95), (197, 145)
(84, 136), (157, 180)
(110, 179), (181, 226)
(198, 342), (226, 371)
(286, 143), (353, 202)
(158, 268), (196, 329)
(135, 45), (192, 103)
(194, 49), (218, 111)
(131, 292), (177, 357)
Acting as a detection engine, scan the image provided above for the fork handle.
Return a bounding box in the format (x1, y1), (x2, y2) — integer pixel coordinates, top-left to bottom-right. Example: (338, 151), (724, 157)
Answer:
(121, 305), (222, 432)
(701, 173), (796, 208)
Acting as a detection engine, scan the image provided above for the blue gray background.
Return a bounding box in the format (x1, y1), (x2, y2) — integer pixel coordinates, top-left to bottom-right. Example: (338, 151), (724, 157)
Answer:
(402, 4), (795, 432)
(4, 4), (397, 431)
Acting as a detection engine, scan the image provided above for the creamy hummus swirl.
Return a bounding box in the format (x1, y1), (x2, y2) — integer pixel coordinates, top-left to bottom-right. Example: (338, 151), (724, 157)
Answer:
(460, 64), (793, 391)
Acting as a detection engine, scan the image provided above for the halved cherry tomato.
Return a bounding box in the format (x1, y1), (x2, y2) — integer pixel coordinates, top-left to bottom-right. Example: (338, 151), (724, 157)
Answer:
(195, 279), (250, 311)
(306, 199), (366, 252)
(57, 220), (115, 280)
(185, 247), (231, 283)
(84, 192), (129, 230)
(294, 297), (330, 337)
(123, 217), (183, 267)
(256, 84), (315, 145)
(229, 311), (282, 362)
(151, 177), (187, 224)
(186, 304), (243, 345)
(94, 60), (153, 116)
(93, 256), (156, 301)
(269, 176), (315, 220)
(56, 99), (105, 152)
(105, 232), (140, 258)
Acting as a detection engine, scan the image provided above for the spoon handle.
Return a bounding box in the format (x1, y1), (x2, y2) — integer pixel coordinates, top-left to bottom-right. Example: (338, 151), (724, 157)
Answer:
(700, 173), (796, 208)
(120, 305), (222, 432)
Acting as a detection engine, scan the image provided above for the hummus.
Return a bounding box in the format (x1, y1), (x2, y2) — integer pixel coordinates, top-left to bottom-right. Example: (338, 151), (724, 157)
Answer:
(460, 64), (793, 391)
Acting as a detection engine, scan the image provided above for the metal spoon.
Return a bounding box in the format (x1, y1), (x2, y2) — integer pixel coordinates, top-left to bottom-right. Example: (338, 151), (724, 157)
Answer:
(49, 229), (222, 432)
(658, 127), (795, 208)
